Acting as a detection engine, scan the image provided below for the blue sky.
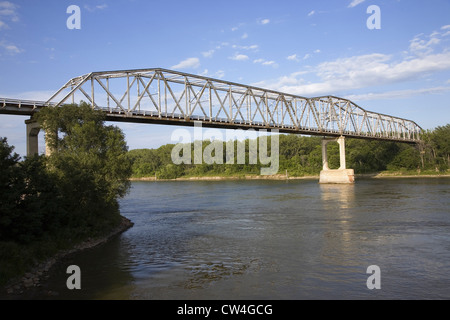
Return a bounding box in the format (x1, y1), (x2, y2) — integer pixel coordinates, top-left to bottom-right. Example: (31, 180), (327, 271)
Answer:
(1, 0), (450, 156)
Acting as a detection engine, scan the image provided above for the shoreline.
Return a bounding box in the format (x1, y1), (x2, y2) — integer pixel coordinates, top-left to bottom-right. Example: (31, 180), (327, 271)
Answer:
(130, 174), (318, 181)
(130, 173), (450, 182)
(2, 216), (134, 298)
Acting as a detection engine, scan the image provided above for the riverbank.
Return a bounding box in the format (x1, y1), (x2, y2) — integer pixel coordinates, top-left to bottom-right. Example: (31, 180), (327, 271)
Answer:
(358, 172), (450, 179)
(1, 216), (134, 298)
(130, 174), (318, 181)
(130, 172), (450, 182)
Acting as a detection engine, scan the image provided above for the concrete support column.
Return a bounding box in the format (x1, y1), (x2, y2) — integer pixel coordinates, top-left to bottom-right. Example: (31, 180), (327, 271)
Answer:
(337, 136), (346, 170)
(25, 119), (40, 157)
(25, 118), (56, 157)
(322, 139), (330, 171)
(319, 136), (355, 184)
(321, 136), (347, 171)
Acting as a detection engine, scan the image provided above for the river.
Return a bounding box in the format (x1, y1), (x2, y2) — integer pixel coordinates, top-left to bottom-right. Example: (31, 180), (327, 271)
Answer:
(20, 178), (450, 299)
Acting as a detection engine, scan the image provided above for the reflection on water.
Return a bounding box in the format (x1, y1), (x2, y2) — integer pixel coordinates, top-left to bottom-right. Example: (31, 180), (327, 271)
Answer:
(13, 178), (450, 300)
(320, 184), (356, 209)
(320, 184), (356, 252)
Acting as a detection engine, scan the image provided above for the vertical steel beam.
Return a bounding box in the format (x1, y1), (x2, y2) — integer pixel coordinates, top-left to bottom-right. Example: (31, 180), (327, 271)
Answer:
(91, 77), (95, 108)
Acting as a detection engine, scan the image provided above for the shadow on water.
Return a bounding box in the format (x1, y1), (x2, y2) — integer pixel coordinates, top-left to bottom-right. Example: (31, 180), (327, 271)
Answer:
(10, 234), (136, 300)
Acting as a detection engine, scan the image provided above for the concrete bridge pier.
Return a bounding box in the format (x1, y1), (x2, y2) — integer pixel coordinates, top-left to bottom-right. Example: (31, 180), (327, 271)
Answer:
(319, 136), (355, 184)
(25, 119), (40, 157)
(25, 118), (54, 157)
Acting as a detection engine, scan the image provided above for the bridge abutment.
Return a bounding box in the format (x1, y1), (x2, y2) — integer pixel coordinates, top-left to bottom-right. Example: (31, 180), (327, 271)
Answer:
(319, 136), (355, 184)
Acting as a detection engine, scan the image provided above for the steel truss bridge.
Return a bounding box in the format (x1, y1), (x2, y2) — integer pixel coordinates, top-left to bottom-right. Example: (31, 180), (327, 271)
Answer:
(1, 68), (422, 143)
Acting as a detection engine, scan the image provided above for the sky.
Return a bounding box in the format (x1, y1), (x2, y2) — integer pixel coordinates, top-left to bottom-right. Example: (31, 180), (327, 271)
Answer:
(1, 0), (450, 157)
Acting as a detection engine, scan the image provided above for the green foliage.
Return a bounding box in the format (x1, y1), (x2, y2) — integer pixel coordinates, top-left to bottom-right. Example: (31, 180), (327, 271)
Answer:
(0, 103), (132, 286)
(429, 125), (450, 171)
(128, 125), (450, 178)
(0, 138), (25, 241)
(387, 145), (421, 171)
(35, 102), (132, 237)
(417, 125), (450, 172)
(346, 139), (401, 173)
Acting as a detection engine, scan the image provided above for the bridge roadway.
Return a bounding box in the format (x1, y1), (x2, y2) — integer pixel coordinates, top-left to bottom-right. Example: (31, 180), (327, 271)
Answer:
(0, 68), (422, 143)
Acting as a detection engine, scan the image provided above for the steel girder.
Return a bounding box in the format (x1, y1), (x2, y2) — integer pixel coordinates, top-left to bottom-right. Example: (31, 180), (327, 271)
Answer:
(4, 68), (423, 142)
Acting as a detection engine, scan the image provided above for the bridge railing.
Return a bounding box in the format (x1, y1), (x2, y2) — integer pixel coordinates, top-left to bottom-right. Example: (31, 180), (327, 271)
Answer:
(1, 97), (51, 108)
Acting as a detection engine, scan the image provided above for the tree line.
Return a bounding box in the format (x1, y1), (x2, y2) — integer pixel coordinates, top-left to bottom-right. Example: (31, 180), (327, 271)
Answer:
(128, 124), (450, 179)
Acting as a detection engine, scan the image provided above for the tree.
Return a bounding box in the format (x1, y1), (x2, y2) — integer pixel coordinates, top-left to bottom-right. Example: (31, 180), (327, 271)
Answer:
(387, 145), (420, 171)
(0, 139), (63, 243)
(431, 124), (450, 170)
(0, 138), (24, 241)
(36, 102), (132, 237)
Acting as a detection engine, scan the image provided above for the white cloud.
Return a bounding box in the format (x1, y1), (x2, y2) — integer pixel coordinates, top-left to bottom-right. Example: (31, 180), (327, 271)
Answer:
(202, 49), (215, 58)
(215, 70), (225, 79)
(171, 57), (200, 69)
(0, 1), (19, 23)
(308, 10), (315, 17)
(241, 33), (248, 39)
(260, 19), (270, 25)
(410, 34), (440, 55)
(347, 86), (450, 101)
(0, 90), (56, 101)
(230, 54), (249, 61)
(409, 26), (450, 56)
(0, 20), (6, 29)
(441, 25), (450, 37)
(232, 44), (259, 51)
(262, 61), (277, 66)
(287, 54), (300, 62)
(231, 23), (244, 32)
(258, 29), (450, 97)
(0, 1), (17, 10)
(84, 4), (108, 12)
(218, 42), (229, 48)
(348, 0), (365, 8)
(254, 51), (450, 97)
(254, 58), (278, 68)
(0, 41), (23, 54)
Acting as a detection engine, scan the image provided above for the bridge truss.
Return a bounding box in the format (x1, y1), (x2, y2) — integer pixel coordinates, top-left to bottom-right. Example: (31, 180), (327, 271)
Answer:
(3, 68), (423, 142)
